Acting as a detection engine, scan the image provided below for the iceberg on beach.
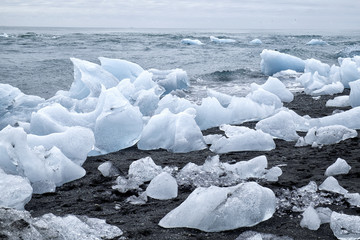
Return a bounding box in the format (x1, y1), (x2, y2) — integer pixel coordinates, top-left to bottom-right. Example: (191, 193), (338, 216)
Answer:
(57, 58), (119, 100)
(99, 57), (144, 82)
(27, 126), (94, 166)
(138, 108), (206, 153)
(339, 56), (360, 88)
(0, 169), (33, 210)
(256, 110), (300, 141)
(326, 95), (350, 107)
(146, 172), (178, 200)
(0, 207), (123, 240)
(176, 155), (281, 187)
(300, 205), (321, 230)
(309, 106), (360, 129)
(349, 79), (360, 107)
(306, 39), (329, 46)
(330, 212), (360, 240)
(210, 36), (236, 43)
(0, 84), (45, 130)
(159, 182), (276, 232)
(0, 126), (85, 194)
(180, 38), (203, 45)
(325, 158), (351, 176)
(296, 125), (357, 147)
(209, 125), (275, 153)
(319, 176), (348, 195)
(250, 76), (294, 103)
(260, 49), (305, 75)
(148, 68), (190, 94)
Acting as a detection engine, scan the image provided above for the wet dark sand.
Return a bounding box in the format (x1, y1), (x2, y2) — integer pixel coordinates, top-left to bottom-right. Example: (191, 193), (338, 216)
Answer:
(26, 92), (360, 240)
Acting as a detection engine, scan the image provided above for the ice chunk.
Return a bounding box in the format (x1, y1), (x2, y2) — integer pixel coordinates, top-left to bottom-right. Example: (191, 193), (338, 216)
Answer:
(300, 205), (322, 230)
(264, 166), (283, 182)
(326, 95), (350, 107)
(134, 88), (161, 116)
(316, 207), (333, 224)
(176, 155), (275, 188)
(247, 88), (283, 109)
(299, 125), (357, 147)
(33, 213), (123, 239)
(146, 172), (178, 200)
(236, 231), (293, 240)
(126, 192), (148, 205)
(155, 94), (194, 115)
(345, 193), (360, 207)
(260, 49), (305, 76)
(306, 39), (329, 46)
(159, 182), (276, 232)
(330, 212), (360, 240)
(349, 79), (360, 107)
(250, 39), (262, 45)
(210, 36), (236, 43)
(203, 134), (223, 145)
(256, 111), (300, 141)
(251, 77), (294, 103)
(128, 156), (162, 182)
(319, 176), (348, 195)
(309, 106), (360, 129)
(339, 57), (360, 88)
(0, 83), (44, 130)
(210, 125), (275, 153)
(138, 108), (207, 153)
(99, 57), (144, 82)
(149, 68), (190, 94)
(325, 158), (351, 176)
(0, 169), (33, 210)
(112, 175), (142, 193)
(58, 58), (119, 100)
(93, 92), (143, 153)
(195, 97), (231, 130)
(98, 161), (120, 177)
(0, 208), (123, 239)
(27, 126), (94, 166)
(305, 58), (331, 77)
(180, 38), (203, 45)
(0, 126), (85, 194)
(227, 96), (278, 124)
(300, 205), (321, 230)
(297, 71), (344, 96)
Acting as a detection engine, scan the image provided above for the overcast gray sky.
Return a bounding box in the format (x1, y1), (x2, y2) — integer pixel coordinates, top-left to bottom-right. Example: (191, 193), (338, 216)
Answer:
(1, 0), (359, 30)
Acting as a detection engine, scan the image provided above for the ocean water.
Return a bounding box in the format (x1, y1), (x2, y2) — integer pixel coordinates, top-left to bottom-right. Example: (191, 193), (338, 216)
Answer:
(1, 26), (360, 101)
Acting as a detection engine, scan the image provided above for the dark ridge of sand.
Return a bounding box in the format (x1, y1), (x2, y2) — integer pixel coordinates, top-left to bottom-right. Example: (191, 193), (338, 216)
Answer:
(25, 92), (360, 240)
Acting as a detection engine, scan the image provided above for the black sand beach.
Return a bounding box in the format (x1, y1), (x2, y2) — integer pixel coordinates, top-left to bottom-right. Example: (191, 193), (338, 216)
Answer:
(25, 92), (360, 240)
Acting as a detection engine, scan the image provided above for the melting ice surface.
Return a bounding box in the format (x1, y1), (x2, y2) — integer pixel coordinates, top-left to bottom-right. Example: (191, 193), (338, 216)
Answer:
(159, 182), (276, 232)
(0, 207), (123, 240)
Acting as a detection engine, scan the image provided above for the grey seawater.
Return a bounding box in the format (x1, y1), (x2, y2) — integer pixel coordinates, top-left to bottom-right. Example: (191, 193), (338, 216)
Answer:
(1, 26), (360, 101)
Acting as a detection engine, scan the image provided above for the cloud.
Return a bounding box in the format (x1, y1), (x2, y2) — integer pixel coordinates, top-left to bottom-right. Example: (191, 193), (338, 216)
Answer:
(0, 0), (359, 29)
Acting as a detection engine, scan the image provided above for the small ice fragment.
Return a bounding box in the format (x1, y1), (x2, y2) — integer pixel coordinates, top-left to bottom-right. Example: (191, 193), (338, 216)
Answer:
(98, 161), (120, 177)
(300, 205), (321, 230)
(146, 172), (178, 200)
(264, 166), (283, 182)
(325, 158), (351, 176)
(319, 176), (348, 195)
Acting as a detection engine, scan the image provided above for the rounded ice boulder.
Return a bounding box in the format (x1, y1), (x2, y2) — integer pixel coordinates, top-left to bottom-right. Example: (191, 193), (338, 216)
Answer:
(146, 172), (178, 200)
(159, 182), (276, 232)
